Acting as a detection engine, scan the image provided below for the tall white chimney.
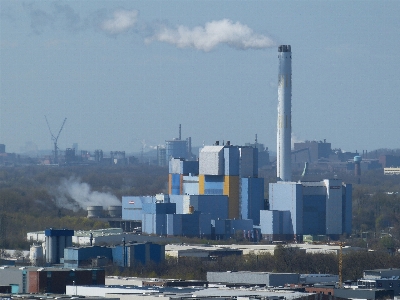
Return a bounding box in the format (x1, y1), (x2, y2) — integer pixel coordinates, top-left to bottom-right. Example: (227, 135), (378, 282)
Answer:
(277, 45), (292, 181)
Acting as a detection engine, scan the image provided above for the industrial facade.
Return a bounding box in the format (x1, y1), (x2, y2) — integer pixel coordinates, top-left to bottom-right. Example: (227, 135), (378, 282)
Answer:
(258, 45), (352, 242)
(261, 179), (352, 240)
(0, 266), (104, 294)
(121, 143), (264, 239)
(207, 271), (300, 287)
(118, 45), (352, 241)
(63, 243), (165, 268)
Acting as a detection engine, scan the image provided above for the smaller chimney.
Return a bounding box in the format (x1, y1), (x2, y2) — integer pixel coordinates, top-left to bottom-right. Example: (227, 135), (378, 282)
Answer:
(215, 141), (219, 146)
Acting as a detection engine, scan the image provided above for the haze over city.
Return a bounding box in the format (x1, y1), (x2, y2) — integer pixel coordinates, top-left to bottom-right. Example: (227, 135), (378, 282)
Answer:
(1, 1), (399, 154)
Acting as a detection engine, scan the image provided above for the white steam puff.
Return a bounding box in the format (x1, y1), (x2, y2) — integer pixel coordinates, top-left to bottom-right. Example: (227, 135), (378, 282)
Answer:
(146, 19), (275, 52)
(55, 177), (120, 212)
(101, 9), (138, 34)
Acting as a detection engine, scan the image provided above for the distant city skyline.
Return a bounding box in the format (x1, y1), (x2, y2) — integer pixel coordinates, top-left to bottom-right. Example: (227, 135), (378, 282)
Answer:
(1, 1), (399, 154)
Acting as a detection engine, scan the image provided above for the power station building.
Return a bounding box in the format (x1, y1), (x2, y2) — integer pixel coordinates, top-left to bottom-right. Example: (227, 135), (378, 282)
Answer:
(119, 45), (352, 241)
(122, 142), (264, 238)
(261, 179), (352, 241)
(259, 45), (352, 241)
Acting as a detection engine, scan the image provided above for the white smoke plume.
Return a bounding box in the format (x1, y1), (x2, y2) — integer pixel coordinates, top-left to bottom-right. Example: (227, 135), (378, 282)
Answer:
(54, 177), (120, 212)
(101, 9), (138, 34)
(146, 19), (275, 52)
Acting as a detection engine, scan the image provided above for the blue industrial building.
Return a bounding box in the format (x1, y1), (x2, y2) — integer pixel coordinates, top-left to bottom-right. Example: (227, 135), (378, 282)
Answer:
(120, 140), (352, 241)
(64, 246), (112, 268)
(63, 242), (165, 268)
(121, 143), (265, 239)
(45, 228), (74, 264)
(112, 242), (165, 267)
(260, 179), (352, 241)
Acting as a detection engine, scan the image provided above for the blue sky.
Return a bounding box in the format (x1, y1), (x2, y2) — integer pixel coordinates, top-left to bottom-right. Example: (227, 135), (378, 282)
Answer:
(1, 1), (399, 154)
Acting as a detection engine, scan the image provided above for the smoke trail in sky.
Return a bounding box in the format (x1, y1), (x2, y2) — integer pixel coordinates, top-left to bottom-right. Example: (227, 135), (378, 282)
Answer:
(54, 177), (120, 212)
(101, 9), (138, 34)
(146, 19), (275, 52)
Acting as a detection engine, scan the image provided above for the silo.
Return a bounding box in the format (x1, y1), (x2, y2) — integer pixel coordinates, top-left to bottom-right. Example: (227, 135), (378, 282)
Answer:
(108, 205), (122, 218)
(45, 229), (73, 264)
(29, 244), (43, 266)
(87, 206), (104, 218)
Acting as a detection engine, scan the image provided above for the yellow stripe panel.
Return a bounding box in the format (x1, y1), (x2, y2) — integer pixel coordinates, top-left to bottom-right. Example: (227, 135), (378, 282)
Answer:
(168, 174), (172, 194)
(199, 175), (205, 195)
(224, 175), (239, 219)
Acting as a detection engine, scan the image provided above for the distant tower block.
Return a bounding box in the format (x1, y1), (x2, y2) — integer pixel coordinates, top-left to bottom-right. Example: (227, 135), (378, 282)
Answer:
(277, 45), (292, 181)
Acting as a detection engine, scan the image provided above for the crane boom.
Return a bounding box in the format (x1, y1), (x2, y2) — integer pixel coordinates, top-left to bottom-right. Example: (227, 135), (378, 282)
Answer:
(44, 116), (67, 164)
(56, 118), (67, 142)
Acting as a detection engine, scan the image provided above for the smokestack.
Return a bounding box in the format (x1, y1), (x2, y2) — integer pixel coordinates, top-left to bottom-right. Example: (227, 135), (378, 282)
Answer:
(179, 124), (181, 140)
(277, 45), (292, 181)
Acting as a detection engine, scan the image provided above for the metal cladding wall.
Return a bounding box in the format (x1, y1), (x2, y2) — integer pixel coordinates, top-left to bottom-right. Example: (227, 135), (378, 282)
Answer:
(45, 229), (73, 264)
(122, 196), (154, 221)
(199, 214), (212, 236)
(224, 147), (240, 176)
(204, 175), (224, 194)
(156, 202), (176, 214)
(269, 182), (303, 234)
(343, 183), (352, 235)
(224, 175), (240, 219)
(303, 194), (326, 235)
(166, 213), (202, 237)
(240, 147), (258, 178)
(166, 140), (188, 159)
(207, 271), (299, 286)
(142, 214), (156, 235)
(324, 179), (343, 234)
(182, 175), (199, 195)
(169, 159), (199, 175)
(169, 158), (184, 174)
(142, 202), (176, 215)
(169, 194), (184, 214)
(277, 45), (292, 182)
(182, 161), (199, 175)
(199, 146), (224, 175)
(64, 246), (112, 268)
(240, 178), (264, 225)
(190, 195), (228, 220)
(149, 243), (165, 263)
(181, 213), (200, 236)
(171, 174), (182, 195)
(198, 174), (205, 194)
(167, 214), (182, 235)
(214, 219), (253, 237)
(28, 268), (105, 294)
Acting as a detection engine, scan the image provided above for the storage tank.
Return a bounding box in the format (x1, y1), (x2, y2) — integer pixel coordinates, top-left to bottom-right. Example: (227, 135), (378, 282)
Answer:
(87, 206), (104, 218)
(108, 205), (122, 218)
(45, 228), (73, 264)
(29, 244), (43, 266)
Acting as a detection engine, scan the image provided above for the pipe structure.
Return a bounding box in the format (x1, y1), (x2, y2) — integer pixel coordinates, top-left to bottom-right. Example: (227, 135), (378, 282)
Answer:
(277, 45), (292, 181)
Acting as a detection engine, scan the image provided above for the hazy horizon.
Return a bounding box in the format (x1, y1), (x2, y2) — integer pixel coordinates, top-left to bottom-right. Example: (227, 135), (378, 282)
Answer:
(1, 1), (399, 154)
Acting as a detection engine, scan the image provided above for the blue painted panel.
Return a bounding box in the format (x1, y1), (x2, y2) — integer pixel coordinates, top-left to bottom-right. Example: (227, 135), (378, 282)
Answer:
(224, 147), (240, 176)
(204, 175), (224, 195)
(241, 178), (264, 225)
(303, 195), (326, 235)
(182, 161), (199, 175)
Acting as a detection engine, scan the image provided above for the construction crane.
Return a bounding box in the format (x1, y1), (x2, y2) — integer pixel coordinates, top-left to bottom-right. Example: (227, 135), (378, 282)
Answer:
(45, 116), (67, 164)
(338, 241), (344, 288)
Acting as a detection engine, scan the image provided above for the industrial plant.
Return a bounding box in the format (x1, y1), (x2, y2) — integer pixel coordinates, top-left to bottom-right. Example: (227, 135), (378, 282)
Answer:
(111, 45), (352, 242)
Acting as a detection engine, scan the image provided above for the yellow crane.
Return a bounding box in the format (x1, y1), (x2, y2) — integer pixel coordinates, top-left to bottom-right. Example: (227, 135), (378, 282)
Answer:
(338, 241), (344, 288)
